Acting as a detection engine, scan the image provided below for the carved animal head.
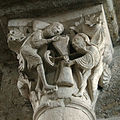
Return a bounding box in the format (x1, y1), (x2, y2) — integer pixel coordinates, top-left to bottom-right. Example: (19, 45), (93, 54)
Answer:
(8, 28), (26, 43)
(44, 22), (64, 38)
(8, 28), (26, 53)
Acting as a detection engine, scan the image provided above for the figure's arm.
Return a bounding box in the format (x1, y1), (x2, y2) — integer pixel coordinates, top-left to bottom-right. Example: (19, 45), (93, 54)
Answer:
(39, 36), (60, 46)
(46, 36), (60, 43)
(31, 31), (60, 48)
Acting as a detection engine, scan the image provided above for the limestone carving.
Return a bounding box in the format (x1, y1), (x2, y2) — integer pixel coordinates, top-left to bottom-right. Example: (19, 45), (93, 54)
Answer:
(69, 13), (112, 103)
(7, 5), (113, 120)
(69, 33), (101, 98)
(8, 22), (64, 94)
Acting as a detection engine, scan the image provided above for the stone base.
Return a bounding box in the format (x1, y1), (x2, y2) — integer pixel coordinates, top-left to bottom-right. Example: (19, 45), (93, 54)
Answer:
(33, 103), (96, 120)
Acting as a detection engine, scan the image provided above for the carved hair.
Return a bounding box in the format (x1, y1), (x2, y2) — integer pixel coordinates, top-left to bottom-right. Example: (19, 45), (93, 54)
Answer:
(43, 22), (64, 38)
(72, 33), (90, 53)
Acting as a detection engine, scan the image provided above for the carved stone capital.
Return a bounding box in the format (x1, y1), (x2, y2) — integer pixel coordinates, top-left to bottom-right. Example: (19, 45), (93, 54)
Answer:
(7, 5), (113, 120)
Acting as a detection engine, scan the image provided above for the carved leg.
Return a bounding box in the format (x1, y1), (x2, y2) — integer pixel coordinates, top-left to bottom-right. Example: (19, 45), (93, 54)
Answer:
(29, 91), (39, 110)
(74, 70), (91, 97)
(21, 46), (58, 92)
(17, 73), (30, 99)
(36, 64), (58, 92)
(88, 58), (103, 102)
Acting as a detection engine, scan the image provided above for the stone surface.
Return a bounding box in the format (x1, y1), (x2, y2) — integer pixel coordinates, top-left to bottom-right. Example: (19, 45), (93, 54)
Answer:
(103, 0), (119, 43)
(0, 0), (104, 19)
(0, 64), (33, 120)
(114, 0), (120, 30)
(37, 107), (91, 120)
(98, 117), (120, 120)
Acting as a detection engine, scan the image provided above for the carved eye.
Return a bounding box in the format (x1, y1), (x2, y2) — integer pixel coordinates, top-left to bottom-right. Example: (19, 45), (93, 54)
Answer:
(10, 30), (14, 34)
(10, 37), (13, 40)
(56, 30), (60, 33)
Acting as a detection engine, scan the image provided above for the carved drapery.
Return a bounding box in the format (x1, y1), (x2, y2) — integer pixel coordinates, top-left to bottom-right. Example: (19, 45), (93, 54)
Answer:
(7, 5), (113, 120)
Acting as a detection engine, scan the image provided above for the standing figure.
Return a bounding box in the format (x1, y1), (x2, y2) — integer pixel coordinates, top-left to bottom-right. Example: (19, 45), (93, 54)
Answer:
(8, 22), (64, 93)
(67, 33), (101, 98)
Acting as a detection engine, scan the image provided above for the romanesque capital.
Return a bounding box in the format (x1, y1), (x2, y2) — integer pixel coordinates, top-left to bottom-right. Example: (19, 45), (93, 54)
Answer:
(7, 5), (113, 120)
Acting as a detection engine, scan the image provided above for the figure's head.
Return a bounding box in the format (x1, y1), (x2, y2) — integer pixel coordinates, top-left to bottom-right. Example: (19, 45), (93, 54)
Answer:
(44, 22), (64, 38)
(72, 33), (90, 53)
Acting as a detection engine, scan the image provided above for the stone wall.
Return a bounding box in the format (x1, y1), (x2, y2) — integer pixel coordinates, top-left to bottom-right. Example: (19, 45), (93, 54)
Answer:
(103, 0), (119, 43)
(96, 46), (120, 119)
(114, 0), (120, 31)
(0, 63), (33, 120)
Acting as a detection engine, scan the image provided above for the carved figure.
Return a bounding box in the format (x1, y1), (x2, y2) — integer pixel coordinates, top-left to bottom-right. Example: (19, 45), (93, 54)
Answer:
(68, 33), (101, 97)
(8, 22), (64, 93)
(68, 14), (108, 102)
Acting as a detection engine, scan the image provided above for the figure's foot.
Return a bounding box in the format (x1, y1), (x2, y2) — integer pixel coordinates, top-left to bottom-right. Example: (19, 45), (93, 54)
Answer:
(72, 91), (83, 97)
(43, 84), (58, 93)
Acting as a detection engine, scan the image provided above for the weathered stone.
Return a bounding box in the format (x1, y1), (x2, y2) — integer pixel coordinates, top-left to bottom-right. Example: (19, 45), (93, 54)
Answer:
(0, 0), (104, 18)
(103, 0), (119, 43)
(98, 116), (120, 120)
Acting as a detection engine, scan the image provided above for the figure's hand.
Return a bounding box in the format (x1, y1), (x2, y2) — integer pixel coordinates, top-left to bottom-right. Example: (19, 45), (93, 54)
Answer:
(51, 36), (60, 42)
(64, 61), (70, 67)
(64, 60), (75, 67)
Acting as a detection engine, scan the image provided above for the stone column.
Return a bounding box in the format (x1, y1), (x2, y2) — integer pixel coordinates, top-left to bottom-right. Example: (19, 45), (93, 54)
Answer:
(104, 0), (119, 43)
(7, 5), (113, 120)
